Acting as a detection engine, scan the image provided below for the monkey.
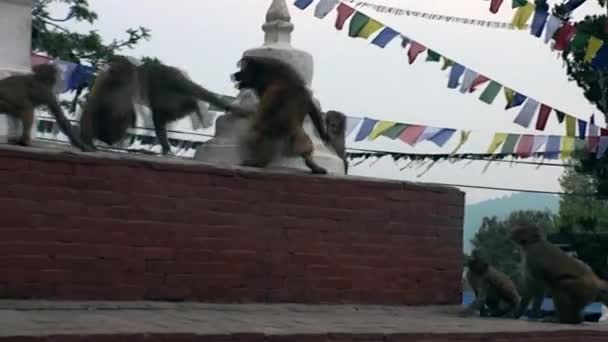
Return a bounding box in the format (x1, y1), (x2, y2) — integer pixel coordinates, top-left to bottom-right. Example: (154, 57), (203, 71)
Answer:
(510, 223), (608, 324)
(231, 55), (330, 174)
(80, 55), (250, 155)
(460, 249), (521, 318)
(324, 110), (348, 174)
(0, 64), (90, 151)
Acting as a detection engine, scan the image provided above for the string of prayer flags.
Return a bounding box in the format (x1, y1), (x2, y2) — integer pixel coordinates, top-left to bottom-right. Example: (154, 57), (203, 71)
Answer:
(315, 0), (339, 19)
(561, 137), (576, 159)
(298, 1), (603, 138)
(511, 1), (535, 30)
(500, 134), (520, 154)
(516, 134), (534, 158)
(417, 127), (443, 143)
(487, 133), (508, 154)
(368, 121), (396, 140)
(381, 123), (408, 139)
(31, 53), (94, 94)
(532, 135), (548, 152)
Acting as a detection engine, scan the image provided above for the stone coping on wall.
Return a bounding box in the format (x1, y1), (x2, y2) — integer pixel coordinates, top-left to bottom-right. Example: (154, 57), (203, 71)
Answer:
(0, 301), (606, 338)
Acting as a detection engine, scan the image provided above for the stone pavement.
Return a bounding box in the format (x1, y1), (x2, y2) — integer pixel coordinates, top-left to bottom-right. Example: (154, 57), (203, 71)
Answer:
(0, 301), (606, 337)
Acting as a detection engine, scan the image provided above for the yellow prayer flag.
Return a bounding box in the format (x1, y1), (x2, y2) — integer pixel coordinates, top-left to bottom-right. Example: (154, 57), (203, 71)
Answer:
(584, 36), (604, 63)
(368, 121), (396, 140)
(504, 88), (514, 106)
(565, 115), (576, 137)
(486, 133), (509, 154)
(357, 19), (384, 39)
(450, 130), (471, 156)
(511, 2), (535, 30)
(561, 137), (575, 159)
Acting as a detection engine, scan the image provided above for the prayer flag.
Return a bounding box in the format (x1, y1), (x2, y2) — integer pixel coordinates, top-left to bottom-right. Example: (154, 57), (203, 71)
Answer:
(591, 114), (596, 125)
(294, 0), (314, 10)
(584, 36), (603, 63)
(532, 135), (548, 152)
(426, 50), (441, 62)
(345, 116), (362, 138)
(416, 127), (442, 143)
(487, 133), (508, 154)
(564, 0), (588, 12)
(429, 129), (456, 147)
(578, 119), (587, 139)
(349, 12), (370, 37)
(512, 0), (527, 8)
(504, 88), (514, 106)
(469, 75), (490, 93)
(447, 63), (465, 89)
(460, 69), (478, 93)
(31, 53), (52, 66)
(561, 137), (575, 159)
(315, 0), (339, 19)
(371, 27), (399, 48)
(354, 117), (378, 141)
(514, 98), (539, 128)
(368, 121), (396, 140)
(516, 134), (534, 157)
(381, 123), (408, 139)
(554, 23), (576, 51)
(407, 41), (426, 64)
(545, 136), (562, 159)
(479, 81), (502, 104)
(357, 19), (384, 39)
(545, 15), (564, 44)
(506, 92), (527, 110)
(441, 57), (453, 70)
(536, 104), (552, 131)
(570, 32), (591, 51)
(399, 125), (426, 146)
(450, 131), (471, 155)
(512, 2), (535, 30)
(530, 2), (549, 37)
(500, 134), (520, 154)
(335, 3), (355, 30)
(490, 0), (504, 14)
(592, 45), (608, 68)
(587, 136), (600, 153)
(555, 110), (566, 123)
(597, 137), (608, 159)
(401, 35), (410, 48)
(565, 115), (576, 137)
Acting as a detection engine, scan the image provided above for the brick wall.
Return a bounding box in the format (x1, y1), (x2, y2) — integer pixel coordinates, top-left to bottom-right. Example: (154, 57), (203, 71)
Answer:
(2, 332), (607, 342)
(0, 147), (464, 304)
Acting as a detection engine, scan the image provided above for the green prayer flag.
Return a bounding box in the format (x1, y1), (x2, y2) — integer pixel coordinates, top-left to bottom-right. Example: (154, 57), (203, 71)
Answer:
(479, 81), (502, 104)
(441, 57), (453, 70)
(381, 124), (408, 139)
(501, 134), (520, 154)
(426, 50), (441, 62)
(512, 0), (527, 8)
(569, 32), (591, 52)
(574, 138), (586, 152)
(348, 12), (370, 37)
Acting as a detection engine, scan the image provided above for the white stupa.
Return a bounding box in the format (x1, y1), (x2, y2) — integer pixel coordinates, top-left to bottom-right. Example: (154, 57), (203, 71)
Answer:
(194, 0), (346, 175)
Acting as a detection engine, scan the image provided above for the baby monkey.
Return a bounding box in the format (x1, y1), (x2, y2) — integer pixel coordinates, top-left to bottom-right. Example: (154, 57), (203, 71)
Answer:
(461, 250), (521, 318)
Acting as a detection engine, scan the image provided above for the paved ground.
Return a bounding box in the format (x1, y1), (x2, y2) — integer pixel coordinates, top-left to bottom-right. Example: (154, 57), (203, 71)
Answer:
(0, 301), (606, 337)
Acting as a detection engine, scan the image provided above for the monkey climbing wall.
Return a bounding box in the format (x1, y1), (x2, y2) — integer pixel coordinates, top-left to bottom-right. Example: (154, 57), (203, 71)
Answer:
(0, 145), (463, 304)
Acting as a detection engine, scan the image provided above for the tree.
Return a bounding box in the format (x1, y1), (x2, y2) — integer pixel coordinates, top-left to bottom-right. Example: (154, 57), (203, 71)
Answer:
(31, 0), (151, 67)
(557, 166), (608, 232)
(469, 210), (555, 289)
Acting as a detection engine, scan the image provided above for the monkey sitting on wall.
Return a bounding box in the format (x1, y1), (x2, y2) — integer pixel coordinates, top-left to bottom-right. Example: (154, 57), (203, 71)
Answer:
(324, 110), (348, 174)
(0, 64), (90, 151)
(460, 250), (521, 318)
(511, 223), (608, 324)
(80, 55), (250, 155)
(231, 56), (330, 174)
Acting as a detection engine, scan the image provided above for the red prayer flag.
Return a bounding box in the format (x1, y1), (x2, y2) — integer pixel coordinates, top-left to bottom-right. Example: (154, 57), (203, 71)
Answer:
(407, 41), (426, 64)
(399, 125), (426, 145)
(516, 135), (534, 157)
(335, 3), (355, 30)
(553, 23), (576, 51)
(469, 75), (490, 93)
(602, 128), (608, 136)
(490, 0), (504, 14)
(535, 104), (552, 131)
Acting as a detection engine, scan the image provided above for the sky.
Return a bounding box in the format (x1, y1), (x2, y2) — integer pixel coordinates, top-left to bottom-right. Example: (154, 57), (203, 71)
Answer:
(56, 0), (607, 204)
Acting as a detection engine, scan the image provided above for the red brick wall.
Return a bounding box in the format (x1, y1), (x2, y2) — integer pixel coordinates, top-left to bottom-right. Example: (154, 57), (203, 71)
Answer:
(1, 332), (607, 342)
(0, 147), (464, 304)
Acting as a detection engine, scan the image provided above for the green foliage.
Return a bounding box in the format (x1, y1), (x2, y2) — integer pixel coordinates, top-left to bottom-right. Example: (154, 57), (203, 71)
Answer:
(31, 0), (151, 67)
(469, 210), (555, 288)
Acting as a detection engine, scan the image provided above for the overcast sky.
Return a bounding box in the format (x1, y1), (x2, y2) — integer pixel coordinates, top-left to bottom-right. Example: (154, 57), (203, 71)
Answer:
(57, 0), (606, 204)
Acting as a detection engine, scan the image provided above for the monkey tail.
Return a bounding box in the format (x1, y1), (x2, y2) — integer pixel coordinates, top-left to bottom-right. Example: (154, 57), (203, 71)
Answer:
(47, 98), (90, 151)
(307, 99), (330, 143)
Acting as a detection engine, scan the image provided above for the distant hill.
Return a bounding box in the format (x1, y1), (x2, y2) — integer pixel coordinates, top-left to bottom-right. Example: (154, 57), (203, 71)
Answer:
(463, 192), (559, 253)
